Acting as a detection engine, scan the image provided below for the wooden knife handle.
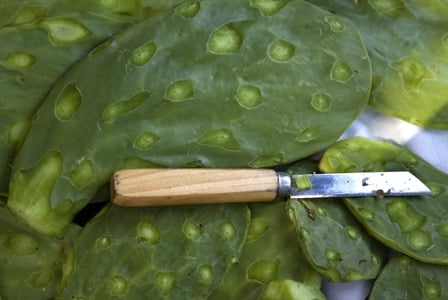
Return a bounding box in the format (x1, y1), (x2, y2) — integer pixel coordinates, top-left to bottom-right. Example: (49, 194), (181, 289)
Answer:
(111, 168), (280, 206)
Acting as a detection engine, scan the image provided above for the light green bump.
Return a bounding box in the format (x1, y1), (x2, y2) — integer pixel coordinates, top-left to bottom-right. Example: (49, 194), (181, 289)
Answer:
(325, 248), (342, 263)
(99, 0), (143, 15)
(198, 265), (213, 284)
(229, 256), (239, 266)
(101, 91), (150, 123)
(220, 222), (237, 241)
(68, 159), (95, 190)
(331, 59), (353, 82)
(198, 128), (241, 151)
(268, 39), (295, 63)
(296, 127), (320, 142)
(249, 153), (285, 168)
(300, 228), (311, 241)
(249, 0), (288, 16)
(391, 57), (433, 91)
(247, 218), (270, 241)
(427, 182), (445, 197)
(166, 80), (195, 102)
(207, 24), (243, 54)
(247, 259), (279, 283)
(41, 18), (92, 45)
(357, 207), (376, 220)
(7, 151), (64, 235)
(371, 255), (380, 267)
(95, 236), (111, 250)
(4, 233), (38, 256)
(345, 226), (361, 240)
(396, 255), (412, 268)
(436, 221), (448, 237)
(176, 0), (201, 17)
(27, 268), (55, 290)
(311, 92), (332, 112)
(108, 275), (128, 296)
(386, 198), (426, 233)
(408, 230), (433, 251)
(287, 207), (295, 223)
(421, 277), (442, 300)
(326, 156), (340, 169)
(235, 85), (263, 109)
(8, 118), (31, 144)
(346, 269), (364, 281)
(293, 175), (312, 191)
(156, 272), (177, 294)
(367, 0), (407, 18)
(183, 221), (202, 240)
(1, 52), (36, 70)
(89, 40), (112, 56)
(316, 207), (327, 217)
(130, 41), (157, 66)
(325, 16), (345, 32)
(120, 157), (164, 169)
(443, 33), (448, 48)
(134, 131), (160, 151)
(55, 82), (82, 121)
(137, 219), (160, 245)
(8, 6), (46, 26)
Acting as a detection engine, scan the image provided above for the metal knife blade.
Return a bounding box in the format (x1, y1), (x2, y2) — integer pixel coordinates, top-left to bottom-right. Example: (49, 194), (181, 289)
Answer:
(284, 171), (432, 199)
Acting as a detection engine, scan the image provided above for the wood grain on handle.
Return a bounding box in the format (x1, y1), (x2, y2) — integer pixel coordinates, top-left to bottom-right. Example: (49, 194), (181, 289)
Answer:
(111, 168), (279, 206)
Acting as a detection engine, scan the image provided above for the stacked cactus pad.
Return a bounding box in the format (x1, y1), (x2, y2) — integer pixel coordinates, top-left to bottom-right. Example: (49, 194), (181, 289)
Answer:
(1, 0), (447, 299)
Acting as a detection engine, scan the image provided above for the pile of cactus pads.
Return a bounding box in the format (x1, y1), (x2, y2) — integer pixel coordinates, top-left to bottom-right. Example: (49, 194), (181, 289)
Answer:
(1, 0), (447, 299)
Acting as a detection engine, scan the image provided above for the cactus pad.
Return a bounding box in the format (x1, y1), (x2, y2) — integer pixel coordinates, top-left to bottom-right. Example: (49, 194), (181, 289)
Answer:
(0, 0), (184, 195)
(369, 255), (448, 299)
(57, 203), (250, 299)
(310, 0), (448, 129)
(285, 160), (386, 282)
(319, 137), (448, 264)
(0, 205), (80, 299)
(7, 0), (371, 235)
(210, 202), (322, 299)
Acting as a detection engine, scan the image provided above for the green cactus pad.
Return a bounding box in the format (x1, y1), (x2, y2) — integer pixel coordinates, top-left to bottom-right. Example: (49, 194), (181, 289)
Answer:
(319, 137), (448, 264)
(403, 0), (448, 22)
(210, 202), (322, 300)
(0, 0), (185, 196)
(287, 198), (387, 282)
(369, 255), (448, 299)
(8, 0), (371, 235)
(310, 0), (448, 129)
(0, 205), (80, 300)
(57, 203), (250, 299)
(285, 160), (386, 282)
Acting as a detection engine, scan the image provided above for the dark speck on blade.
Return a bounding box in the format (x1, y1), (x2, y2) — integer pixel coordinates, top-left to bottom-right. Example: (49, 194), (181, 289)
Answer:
(362, 177), (369, 186)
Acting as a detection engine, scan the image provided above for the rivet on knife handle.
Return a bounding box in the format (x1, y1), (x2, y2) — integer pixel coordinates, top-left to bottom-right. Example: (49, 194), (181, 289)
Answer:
(111, 169), (431, 207)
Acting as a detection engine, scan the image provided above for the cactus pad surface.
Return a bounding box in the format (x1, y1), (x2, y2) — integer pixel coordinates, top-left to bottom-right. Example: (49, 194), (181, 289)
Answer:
(320, 137), (448, 264)
(0, 205), (80, 299)
(210, 202), (321, 299)
(369, 255), (448, 299)
(311, 0), (448, 129)
(7, 0), (371, 235)
(286, 160), (386, 282)
(0, 0), (184, 195)
(57, 203), (250, 299)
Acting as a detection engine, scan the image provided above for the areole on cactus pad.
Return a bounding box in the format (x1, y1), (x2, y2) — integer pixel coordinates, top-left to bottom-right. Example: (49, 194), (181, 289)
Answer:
(7, 0), (371, 236)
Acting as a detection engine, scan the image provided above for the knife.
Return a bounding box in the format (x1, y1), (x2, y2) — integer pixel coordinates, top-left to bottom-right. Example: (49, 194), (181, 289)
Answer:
(111, 168), (432, 206)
